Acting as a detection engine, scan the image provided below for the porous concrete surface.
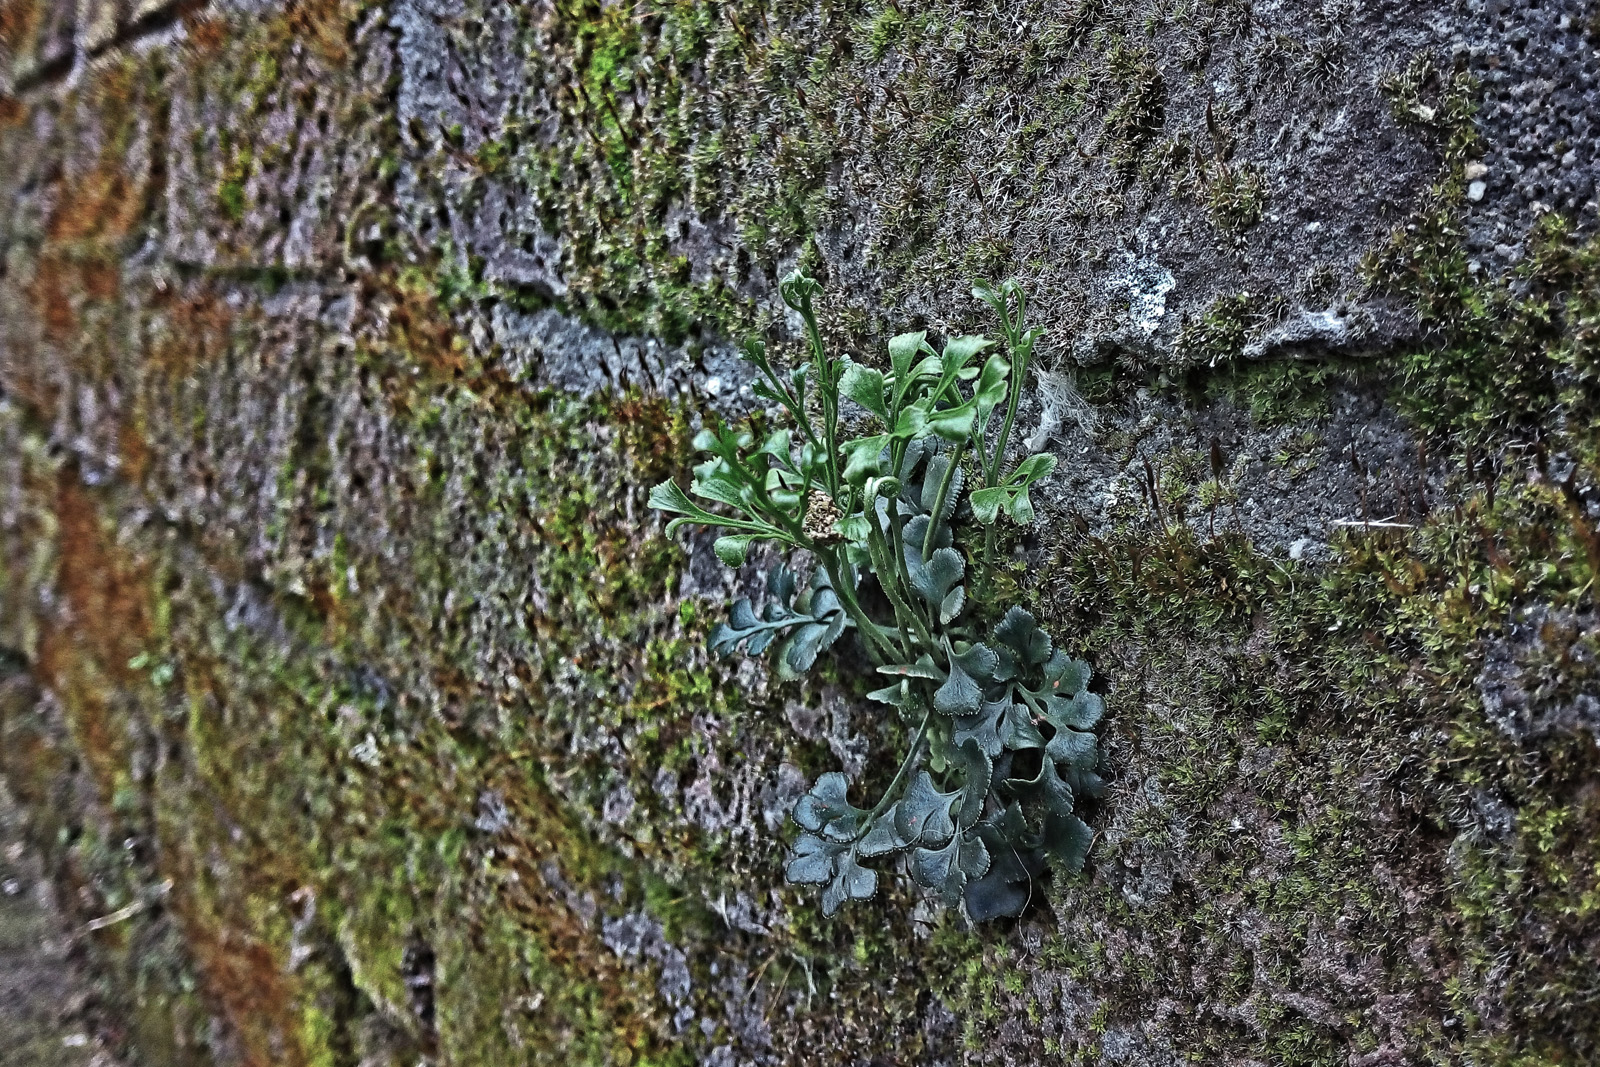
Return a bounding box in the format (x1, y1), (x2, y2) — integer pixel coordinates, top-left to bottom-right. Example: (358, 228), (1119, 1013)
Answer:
(1461, 0), (1600, 265)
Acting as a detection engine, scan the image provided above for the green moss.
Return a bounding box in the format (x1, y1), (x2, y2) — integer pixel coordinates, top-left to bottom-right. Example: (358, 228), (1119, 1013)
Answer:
(1198, 356), (1369, 426)
(217, 178), (247, 222)
(1102, 42), (1166, 173)
(1175, 291), (1261, 366)
(1206, 162), (1266, 232)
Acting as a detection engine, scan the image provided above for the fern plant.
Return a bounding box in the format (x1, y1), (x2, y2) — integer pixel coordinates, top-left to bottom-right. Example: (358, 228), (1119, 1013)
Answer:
(649, 272), (1103, 920)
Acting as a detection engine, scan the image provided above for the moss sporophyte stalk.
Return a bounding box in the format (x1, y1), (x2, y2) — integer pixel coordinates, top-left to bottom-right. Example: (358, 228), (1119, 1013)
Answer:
(650, 273), (1104, 920)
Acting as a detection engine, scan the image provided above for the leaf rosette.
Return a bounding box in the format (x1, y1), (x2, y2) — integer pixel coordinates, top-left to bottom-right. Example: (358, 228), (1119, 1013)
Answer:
(651, 271), (1102, 920)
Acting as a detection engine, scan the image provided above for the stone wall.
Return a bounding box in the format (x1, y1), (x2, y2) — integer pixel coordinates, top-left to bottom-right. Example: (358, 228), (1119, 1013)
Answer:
(1, 1), (1597, 1064)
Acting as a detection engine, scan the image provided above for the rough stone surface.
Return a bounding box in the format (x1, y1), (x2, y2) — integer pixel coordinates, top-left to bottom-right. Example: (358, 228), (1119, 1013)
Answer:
(2, 0), (1599, 1065)
(0, 773), (126, 1067)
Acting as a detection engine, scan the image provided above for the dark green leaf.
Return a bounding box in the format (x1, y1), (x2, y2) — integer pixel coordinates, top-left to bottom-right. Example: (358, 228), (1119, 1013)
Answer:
(964, 864), (1032, 921)
(994, 607), (1052, 668)
(918, 452), (965, 519)
(934, 654), (983, 716)
(962, 811), (1041, 922)
(867, 681), (912, 708)
(1045, 690), (1104, 732)
(859, 806), (909, 858)
(785, 832), (838, 885)
(779, 622), (830, 678)
(793, 772), (854, 833)
(954, 700), (1008, 758)
(822, 851), (878, 916)
(1045, 727), (1097, 778)
(911, 831), (990, 905)
(950, 642), (999, 683)
(1039, 811), (1094, 875)
(767, 564), (798, 606)
(1004, 754), (1077, 820)
(940, 585), (966, 625)
(902, 514), (953, 555)
(906, 547), (964, 607)
(948, 738), (994, 827)
(1041, 651), (1091, 694)
(999, 702), (1046, 750)
(895, 771), (958, 845)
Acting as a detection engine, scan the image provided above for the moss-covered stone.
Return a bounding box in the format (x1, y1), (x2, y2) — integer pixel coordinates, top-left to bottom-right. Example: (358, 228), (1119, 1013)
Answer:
(2, 0), (1598, 1063)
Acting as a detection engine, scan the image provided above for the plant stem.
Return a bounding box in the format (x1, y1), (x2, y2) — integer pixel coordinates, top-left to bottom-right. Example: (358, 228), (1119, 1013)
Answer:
(885, 499), (933, 634)
(819, 551), (898, 663)
(867, 510), (935, 650)
(864, 710), (931, 826)
(987, 344), (1029, 486)
(798, 298), (840, 497)
(979, 523), (999, 604)
(755, 361), (822, 454)
(978, 291), (1035, 597)
(921, 440), (965, 560)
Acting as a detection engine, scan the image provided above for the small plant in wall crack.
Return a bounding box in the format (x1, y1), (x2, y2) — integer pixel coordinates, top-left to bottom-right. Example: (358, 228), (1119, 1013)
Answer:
(650, 272), (1104, 921)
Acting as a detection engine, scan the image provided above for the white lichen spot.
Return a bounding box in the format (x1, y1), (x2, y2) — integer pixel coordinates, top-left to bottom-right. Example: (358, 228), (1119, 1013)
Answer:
(349, 733), (381, 767)
(1120, 254), (1176, 337)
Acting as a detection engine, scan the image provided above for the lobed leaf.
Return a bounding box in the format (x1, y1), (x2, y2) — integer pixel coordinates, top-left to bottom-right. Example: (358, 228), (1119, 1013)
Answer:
(888, 331), (929, 380)
(1004, 753), (1078, 821)
(907, 547), (965, 607)
(821, 850), (878, 917)
(925, 397), (978, 442)
(714, 535), (756, 567)
(994, 607), (1052, 668)
(934, 655), (984, 716)
(895, 771), (959, 846)
(841, 435), (892, 484)
(1039, 811), (1094, 875)
(969, 485), (1008, 525)
(785, 832), (838, 885)
(912, 831), (991, 905)
(839, 360), (890, 424)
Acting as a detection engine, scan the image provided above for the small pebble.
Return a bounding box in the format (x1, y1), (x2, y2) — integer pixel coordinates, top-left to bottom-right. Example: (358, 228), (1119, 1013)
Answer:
(1464, 161), (1489, 180)
(1468, 180), (1487, 202)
